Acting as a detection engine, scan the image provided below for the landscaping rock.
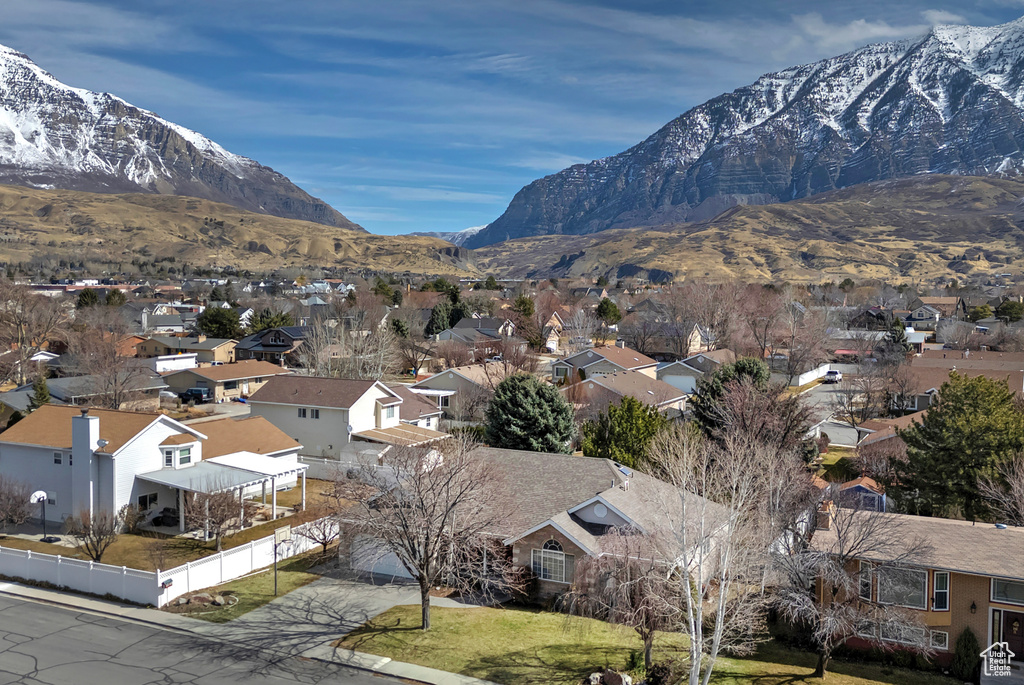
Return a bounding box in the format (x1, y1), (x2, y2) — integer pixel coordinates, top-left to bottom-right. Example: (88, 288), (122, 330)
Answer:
(212, 595), (226, 606)
(588, 675), (602, 685)
(189, 593), (213, 605)
(603, 670), (624, 685)
(176, 597), (189, 606)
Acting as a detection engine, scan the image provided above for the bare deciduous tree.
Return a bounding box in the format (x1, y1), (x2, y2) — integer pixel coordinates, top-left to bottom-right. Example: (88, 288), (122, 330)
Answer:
(830, 374), (886, 432)
(436, 339), (473, 369)
(0, 476), (31, 533)
(0, 280), (70, 385)
(344, 437), (521, 630)
(562, 529), (681, 669)
(855, 438), (908, 486)
(564, 308), (598, 354)
(65, 307), (153, 410)
(979, 454), (1024, 525)
(65, 508), (124, 562)
(300, 316), (397, 380)
(619, 312), (661, 357)
(936, 320), (975, 350)
(184, 489), (254, 551)
(774, 500), (933, 678)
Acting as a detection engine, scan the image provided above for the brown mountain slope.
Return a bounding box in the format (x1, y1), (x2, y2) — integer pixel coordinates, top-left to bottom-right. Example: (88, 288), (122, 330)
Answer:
(0, 185), (474, 276)
(473, 175), (1024, 282)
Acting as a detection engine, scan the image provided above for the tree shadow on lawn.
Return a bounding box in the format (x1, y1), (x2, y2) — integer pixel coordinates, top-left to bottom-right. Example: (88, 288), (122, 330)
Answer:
(468, 645), (629, 685)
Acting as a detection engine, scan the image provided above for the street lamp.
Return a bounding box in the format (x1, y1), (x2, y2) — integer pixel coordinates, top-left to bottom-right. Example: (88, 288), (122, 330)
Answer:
(29, 491), (47, 540)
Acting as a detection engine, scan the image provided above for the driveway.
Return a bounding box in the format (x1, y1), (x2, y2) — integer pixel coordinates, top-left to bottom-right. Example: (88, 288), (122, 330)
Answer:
(801, 381), (860, 447)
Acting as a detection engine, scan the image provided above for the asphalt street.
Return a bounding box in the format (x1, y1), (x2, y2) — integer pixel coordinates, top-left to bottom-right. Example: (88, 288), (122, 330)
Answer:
(0, 594), (400, 685)
(799, 381), (861, 447)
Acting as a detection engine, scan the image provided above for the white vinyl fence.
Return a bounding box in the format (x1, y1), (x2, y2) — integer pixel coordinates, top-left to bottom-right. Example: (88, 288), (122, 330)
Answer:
(0, 546), (159, 605)
(0, 516), (338, 607)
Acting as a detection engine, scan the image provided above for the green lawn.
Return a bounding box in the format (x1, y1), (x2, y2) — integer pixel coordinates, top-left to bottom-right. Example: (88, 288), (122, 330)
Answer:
(818, 446), (860, 482)
(164, 550), (324, 623)
(338, 605), (954, 685)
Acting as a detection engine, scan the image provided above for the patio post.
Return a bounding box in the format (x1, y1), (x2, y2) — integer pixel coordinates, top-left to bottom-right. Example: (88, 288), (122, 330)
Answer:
(262, 481), (267, 505)
(271, 475), (277, 521)
(204, 498), (209, 541)
(177, 488), (185, 533)
(301, 471), (306, 510)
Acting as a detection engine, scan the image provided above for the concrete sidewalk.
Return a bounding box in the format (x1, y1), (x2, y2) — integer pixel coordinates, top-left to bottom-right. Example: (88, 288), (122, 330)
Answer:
(0, 577), (493, 685)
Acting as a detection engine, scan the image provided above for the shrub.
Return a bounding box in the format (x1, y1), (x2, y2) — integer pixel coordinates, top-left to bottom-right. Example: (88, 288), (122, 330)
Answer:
(951, 627), (980, 681)
(625, 649), (645, 677)
(118, 503), (146, 534)
(645, 663), (674, 685)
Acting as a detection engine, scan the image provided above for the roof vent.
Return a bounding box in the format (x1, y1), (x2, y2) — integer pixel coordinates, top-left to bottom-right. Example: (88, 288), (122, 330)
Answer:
(80, 409), (89, 417)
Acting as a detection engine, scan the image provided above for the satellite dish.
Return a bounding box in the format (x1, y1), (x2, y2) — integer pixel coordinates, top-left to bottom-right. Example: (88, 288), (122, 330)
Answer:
(347, 424), (353, 434)
(30, 491), (46, 504)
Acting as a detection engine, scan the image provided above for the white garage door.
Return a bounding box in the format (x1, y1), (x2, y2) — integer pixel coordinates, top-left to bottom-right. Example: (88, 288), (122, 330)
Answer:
(350, 535), (413, 580)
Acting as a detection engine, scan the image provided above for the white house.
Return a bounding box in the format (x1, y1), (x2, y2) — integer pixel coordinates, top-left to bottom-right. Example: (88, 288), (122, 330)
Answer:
(248, 375), (448, 456)
(0, 405), (305, 530)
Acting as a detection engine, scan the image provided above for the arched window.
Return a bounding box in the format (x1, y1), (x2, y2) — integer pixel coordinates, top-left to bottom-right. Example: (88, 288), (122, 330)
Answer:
(532, 537), (573, 583)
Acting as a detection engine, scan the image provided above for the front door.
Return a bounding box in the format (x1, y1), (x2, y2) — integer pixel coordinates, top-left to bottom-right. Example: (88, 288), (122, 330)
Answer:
(1005, 611), (1024, 662)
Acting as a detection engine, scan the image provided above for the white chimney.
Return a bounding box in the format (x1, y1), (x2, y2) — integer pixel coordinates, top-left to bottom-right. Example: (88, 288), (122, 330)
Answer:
(71, 409), (100, 520)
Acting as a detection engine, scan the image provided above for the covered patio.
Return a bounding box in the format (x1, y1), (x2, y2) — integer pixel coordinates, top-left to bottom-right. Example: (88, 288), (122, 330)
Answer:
(138, 452), (309, 534)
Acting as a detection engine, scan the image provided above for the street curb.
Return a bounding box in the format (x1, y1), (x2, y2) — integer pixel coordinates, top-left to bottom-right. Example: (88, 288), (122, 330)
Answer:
(0, 583), (493, 685)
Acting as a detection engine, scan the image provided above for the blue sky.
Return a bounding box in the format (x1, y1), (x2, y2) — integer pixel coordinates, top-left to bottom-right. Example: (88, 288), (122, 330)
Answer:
(1, 1), (1022, 235)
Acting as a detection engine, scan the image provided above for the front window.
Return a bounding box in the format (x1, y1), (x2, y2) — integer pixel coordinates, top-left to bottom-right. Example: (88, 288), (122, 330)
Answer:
(555, 366), (568, 377)
(224, 380), (238, 391)
(311, 409), (320, 420)
(930, 630), (949, 651)
(933, 572), (949, 611)
(137, 493), (157, 510)
(993, 579), (1024, 606)
(531, 539), (575, 584)
(163, 449), (173, 467)
(859, 561), (873, 601)
(877, 567), (928, 610)
(53, 452), (62, 465)
(178, 447), (192, 465)
(297, 408), (307, 418)
(880, 623), (927, 646)
(385, 406), (395, 419)
(439, 395), (450, 408)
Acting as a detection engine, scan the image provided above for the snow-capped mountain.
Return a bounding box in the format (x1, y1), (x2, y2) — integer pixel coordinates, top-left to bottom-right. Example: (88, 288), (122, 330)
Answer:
(0, 44), (361, 230)
(408, 225), (485, 246)
(469, 17), (1024, 248)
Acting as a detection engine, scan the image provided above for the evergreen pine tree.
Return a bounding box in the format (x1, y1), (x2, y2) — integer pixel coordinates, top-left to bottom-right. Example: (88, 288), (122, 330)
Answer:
(27, 376), (50, 412)
(485, 375), (575, 453)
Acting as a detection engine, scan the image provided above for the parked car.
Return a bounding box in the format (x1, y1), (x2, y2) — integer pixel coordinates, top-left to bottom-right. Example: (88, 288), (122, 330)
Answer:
(822, 370), (843, 384)
(180, 387), (212, 403)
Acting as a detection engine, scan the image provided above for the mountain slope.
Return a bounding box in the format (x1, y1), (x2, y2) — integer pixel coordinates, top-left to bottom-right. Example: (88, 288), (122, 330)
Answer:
(407, 225), (485, 246)
(469, 17), (1024, 248)
(0, 44), (360, 229)
(472, 175), (1024, 282)
(0, 184), (471, 275)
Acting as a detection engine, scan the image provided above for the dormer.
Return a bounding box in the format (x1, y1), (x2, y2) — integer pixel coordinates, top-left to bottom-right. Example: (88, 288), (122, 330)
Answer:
(160, 433), (201, 469)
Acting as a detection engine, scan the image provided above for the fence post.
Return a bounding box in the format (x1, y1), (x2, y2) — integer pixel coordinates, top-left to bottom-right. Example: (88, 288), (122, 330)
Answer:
(250, 541), (255, 573)
(122, 566), (127, 599)
(219, 551), (224, 584)
(88, 560), (94, 593)
(185, 561), (191, 594)
(25, 550), (30, 579)
(56, 555), (61, 587)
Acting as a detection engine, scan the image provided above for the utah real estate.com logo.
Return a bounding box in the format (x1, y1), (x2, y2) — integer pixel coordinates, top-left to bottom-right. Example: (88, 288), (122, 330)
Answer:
(981, 641), (1016, 678)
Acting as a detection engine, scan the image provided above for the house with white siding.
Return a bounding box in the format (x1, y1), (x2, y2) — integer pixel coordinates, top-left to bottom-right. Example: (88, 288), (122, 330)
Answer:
(248, 375), (447, 457)
(0, 405), (305, 530)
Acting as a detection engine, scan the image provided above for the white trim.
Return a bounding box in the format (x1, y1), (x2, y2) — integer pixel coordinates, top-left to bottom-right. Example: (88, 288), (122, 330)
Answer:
(930, 630), (949, 651)
(992, 578), (1024, 607)
(876, 566), (928, 610)
(932, 571), (950, 612)
(503, 519), (595, 555)
(112, 415), (207, 458)
(566, 494), (641, 532)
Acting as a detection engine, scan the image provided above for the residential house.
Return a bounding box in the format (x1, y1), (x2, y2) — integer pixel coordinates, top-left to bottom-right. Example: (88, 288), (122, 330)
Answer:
(161, 360), (293, 402)
(904, 351), (1024, 409)
(657, 349), (737, 393)
(551, 344), (657, 383)
(905, 305), (942, 331)
(136, 335), (237, 366)
(453, 316), (516, 337)
(911, 296), (967, 320)
(0, 406), (304, 529)
(235, 326), (309, 365)
(837, 477), (888, 512)
(249, 375), (447, 456)
(813, 510), (1024, 666)
(143, 313), (186, 334)
(12, 370), (169, 411)
(387, 384), (444, 431)
(410, 362), (511, 421)
(351, 447), (724, 600)
(562, 369), (687, 420)
(855, 410), (927, 446)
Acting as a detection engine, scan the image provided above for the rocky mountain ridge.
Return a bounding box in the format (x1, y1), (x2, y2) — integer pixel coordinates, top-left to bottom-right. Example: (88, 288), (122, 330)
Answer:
(469, 17), (1024, 248)
(0, 44), (360, 229)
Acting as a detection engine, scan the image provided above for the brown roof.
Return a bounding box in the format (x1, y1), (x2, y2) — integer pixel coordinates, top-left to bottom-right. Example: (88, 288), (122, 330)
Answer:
(583, 345), (657, 370)
(589, 370), (686, 407)
(858, 410), (926, 446)
(166, 360), (291, 383)
(812, 511), (1024, 581)
(160, 433), (196, 446)
(840, 476), (883, 493)
(198, 416), (300, 458)
(920, 349), (1024, 364)
(387, 384), (442, 421)
(248, 375), (382, 409)
(907, 366), (1024, 395)
(0, 405), (165, 453)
